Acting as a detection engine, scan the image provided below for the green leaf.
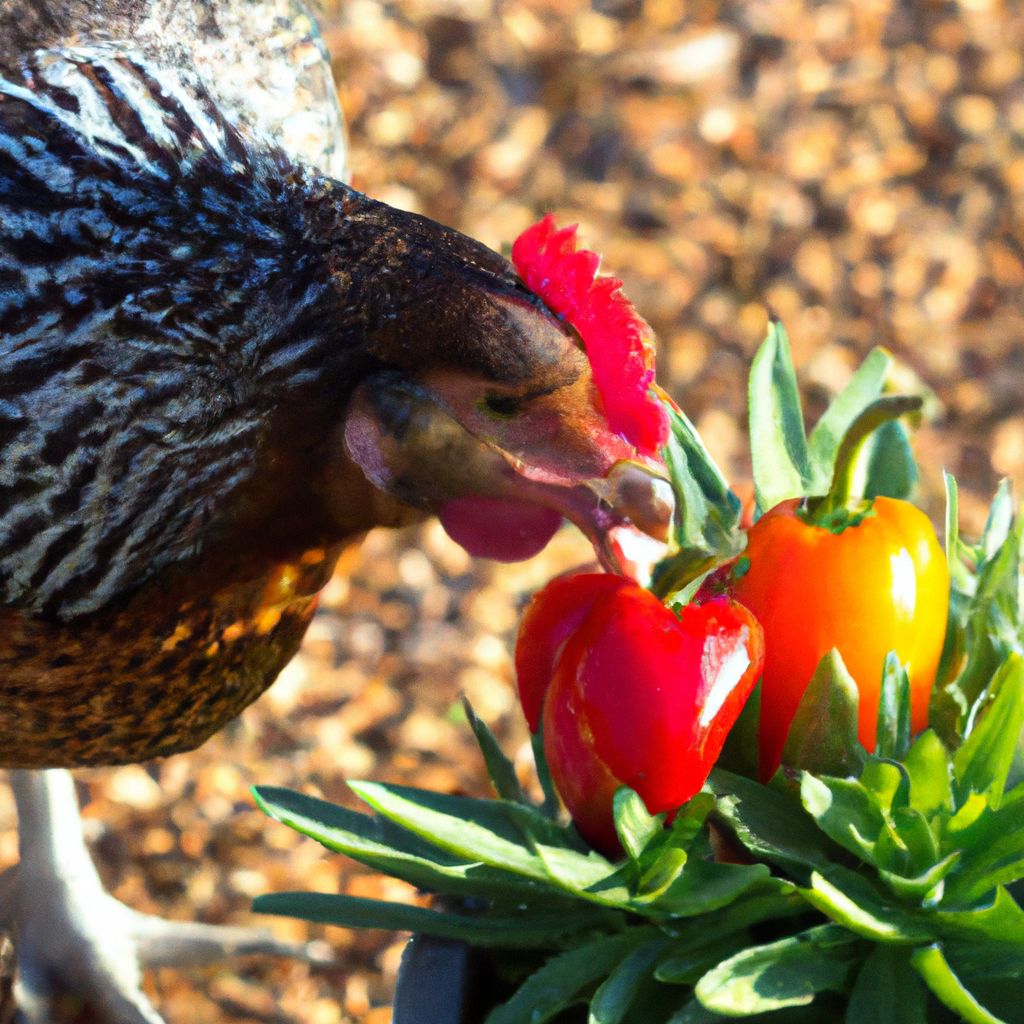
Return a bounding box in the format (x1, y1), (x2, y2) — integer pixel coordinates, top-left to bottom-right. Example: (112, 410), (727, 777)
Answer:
(954, 653), (1024, 808)
(946, 510), (1024, 717)
(254, 892), (617, 947)
(944, 469), (959, 560)
(462, 698), (527, 805)
(748, 321), (812, 511)
(903, 730), (954, 819)
(845, 945), (928, 1024)
(625, 797), (721, 904)
(910, 944), (1008, 1024)
(695, 924), (861, 1015)
(862, 418), (918, 501)
(614, 788), (663, 862)
(633, 844), (689, 905)
(529, 843), (635, 907)
(589, 934), (672, 1024)
(876, 653), (913, 761)
(981, 479), (1015, 563)
(670, 1002), (846, 1024)
(807, 346), (893, 492)
(485, 929), (658, 1024)
(859, 758), (909, 815)
(716, 680), (762, 779)
(252, 786), (560, 901)
(666, 998), (725, 1023)
(656, 933), (758, 987)
(801, 867), (933, 944)
(655, 891), (807, 985)
(781, 650), (866, 778)
(656, 405), (743, 593)
(943, 792), (1024, 905)
(708, 769), (835, 877)
(935, 887), (1024, 979)
(654, 858), (774, 917)
(878, 851), (960, 905)
(531, 729), (561, 819)
(873, 803), (941, 883)
(348, 781), (569, 884)
(800, 774), (886, 865)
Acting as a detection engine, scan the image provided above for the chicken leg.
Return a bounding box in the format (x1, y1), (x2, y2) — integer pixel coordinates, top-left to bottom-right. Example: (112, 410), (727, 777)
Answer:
(1, 769), (330, 1024)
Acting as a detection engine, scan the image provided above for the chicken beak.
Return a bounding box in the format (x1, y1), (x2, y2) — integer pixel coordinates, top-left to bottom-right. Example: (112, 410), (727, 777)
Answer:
(543, 460), (675, 584)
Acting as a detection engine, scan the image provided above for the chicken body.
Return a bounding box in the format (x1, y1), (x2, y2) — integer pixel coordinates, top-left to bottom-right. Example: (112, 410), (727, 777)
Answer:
(0, 5), (675, 1018)
(0, 3), (669, 769)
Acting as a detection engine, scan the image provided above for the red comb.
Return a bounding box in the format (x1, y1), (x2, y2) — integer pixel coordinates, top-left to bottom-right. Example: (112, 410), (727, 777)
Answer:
(511, 215), (669, 456)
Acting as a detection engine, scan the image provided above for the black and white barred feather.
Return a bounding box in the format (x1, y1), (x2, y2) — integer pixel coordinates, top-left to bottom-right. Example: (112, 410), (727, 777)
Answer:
(0, 45), (356, 619)
(0, 2), (544, 622)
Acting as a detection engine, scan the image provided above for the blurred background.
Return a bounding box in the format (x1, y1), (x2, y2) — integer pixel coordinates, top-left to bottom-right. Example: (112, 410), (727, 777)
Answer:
(2, 0), (1023, 1020)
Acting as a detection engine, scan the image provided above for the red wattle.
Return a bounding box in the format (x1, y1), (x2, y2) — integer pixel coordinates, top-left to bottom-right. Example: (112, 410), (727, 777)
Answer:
(438, 496), (562, 562)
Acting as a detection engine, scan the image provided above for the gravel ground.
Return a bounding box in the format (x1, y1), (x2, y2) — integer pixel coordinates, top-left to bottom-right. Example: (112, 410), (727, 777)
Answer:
(2, 0), (1024, 1020)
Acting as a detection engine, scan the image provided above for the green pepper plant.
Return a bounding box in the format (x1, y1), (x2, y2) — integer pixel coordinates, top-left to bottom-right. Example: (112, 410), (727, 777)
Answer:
(254, 324), (1024, 1023)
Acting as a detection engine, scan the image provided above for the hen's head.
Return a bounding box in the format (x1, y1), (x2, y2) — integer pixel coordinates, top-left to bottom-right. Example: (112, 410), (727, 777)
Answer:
(332, 198), (673, 573)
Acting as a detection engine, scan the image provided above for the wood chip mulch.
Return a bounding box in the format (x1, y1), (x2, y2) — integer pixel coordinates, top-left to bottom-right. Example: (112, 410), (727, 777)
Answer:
(2, 1), (1023, 1020)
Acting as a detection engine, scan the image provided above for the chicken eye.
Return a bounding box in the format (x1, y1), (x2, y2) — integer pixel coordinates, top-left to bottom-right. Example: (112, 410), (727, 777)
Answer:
(479, 393), (524, 419)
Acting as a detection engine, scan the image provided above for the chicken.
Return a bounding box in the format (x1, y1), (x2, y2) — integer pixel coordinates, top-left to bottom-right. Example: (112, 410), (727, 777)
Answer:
(0, 1), (672, 1020)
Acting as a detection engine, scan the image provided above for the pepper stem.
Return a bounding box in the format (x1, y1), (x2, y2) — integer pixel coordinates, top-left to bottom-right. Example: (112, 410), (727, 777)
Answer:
(807, 395), (923, 522)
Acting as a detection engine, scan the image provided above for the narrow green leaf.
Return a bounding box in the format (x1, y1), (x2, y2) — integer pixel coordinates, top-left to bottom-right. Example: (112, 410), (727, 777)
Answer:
(462, 698), (526, 804)
(708, 769), (835, 876)
(807, 346), (893, 492)
(654, 858), (773, 917)
(876, 653), (913, 761)
(532, 844), (634, 908)
(954, 653), (1024, 808)
(589, 935), (671, 1024)
(888, 805), (940, 871)
(531, 729), (561, 819)
(859, 758), (909, 815)
(944, 470), (973, 592)
(485, 929), (657, 1024)
(252, 786), (557, 901)
(666, 998), (725, 1023)
(800, 774), (886, 865)
(695, 924), (860, 1015)
(943, 793), (1024, 905)
(614, 788), (663, 862)
(254, 892), (616, 947)
(802, 868), (933, 944)
(903, 730), (954, 818)
(634, 848), (689, 905)
(749, 321), (811, 511)
(656, 405), (743, 593)
(878, 851), (960, 905)
(535, 843), (619, 886)
(670, 1000), (851, 1023)
(910, 944), (1007, 1024)
(862, 418), (918, 501)
(716, 680), (761, 779)
(664, 404), (739, 529)
(845, 945), (928, 1024)
(656, 933), (756, 986)
(935, 887), (1024, 979)
(948, 510), (1024, 718)
(981, 479), (1015, 563)
(655, 892), (807, 984)
(348, 781), (560, 883)
(781, 650), (866, 778)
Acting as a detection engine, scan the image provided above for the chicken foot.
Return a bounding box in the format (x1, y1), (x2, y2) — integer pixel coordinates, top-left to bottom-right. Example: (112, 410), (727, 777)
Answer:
(1, 769), (331, 1024)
